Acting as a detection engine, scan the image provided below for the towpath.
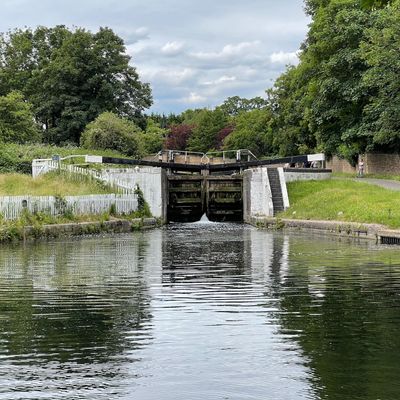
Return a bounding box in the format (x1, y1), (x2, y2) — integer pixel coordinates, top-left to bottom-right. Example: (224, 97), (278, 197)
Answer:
(356, 178), (400, 192)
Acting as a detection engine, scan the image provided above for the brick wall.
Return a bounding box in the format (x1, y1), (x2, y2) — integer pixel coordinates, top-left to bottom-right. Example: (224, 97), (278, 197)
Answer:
(326, 156), (356, 174)
(327, 154), (400, 175)
(364, 153), (400, 175)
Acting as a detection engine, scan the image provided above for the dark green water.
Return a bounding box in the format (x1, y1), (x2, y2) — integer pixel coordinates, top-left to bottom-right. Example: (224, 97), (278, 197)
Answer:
(0, 223), (399, 400)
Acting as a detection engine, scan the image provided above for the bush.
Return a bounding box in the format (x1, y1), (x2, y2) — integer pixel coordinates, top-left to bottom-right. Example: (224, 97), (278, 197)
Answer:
(80, 112), (143, 157)
(0, 91), (41, 144)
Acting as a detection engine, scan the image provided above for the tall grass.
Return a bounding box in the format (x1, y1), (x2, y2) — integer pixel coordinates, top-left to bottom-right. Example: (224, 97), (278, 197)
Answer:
(0, 172), (114, 196)
(280, 179), (400, 228)
(0, 142), (127, 174)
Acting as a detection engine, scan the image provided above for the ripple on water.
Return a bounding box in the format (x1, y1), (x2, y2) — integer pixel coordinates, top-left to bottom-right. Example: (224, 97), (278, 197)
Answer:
(0, 226), (399, 399)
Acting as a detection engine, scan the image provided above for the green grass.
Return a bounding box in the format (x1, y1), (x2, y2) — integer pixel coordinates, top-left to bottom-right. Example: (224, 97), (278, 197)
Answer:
(0, 142), (127, 174)
(279, 179), (400, 229)
(333, 172), (400, 181)
(0, 172), (114, 196)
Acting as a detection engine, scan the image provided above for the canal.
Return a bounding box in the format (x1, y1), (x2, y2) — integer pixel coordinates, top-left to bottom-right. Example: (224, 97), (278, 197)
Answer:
(0, 223), (399, 399)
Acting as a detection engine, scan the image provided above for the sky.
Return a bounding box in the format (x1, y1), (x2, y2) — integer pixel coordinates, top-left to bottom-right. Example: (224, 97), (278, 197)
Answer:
(0, 0), (310, 114)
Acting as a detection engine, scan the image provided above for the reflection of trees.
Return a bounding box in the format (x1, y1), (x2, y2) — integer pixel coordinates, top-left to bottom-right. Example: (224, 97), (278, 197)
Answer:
(0, 235), (154, 364)
(270, 236), (400, 400)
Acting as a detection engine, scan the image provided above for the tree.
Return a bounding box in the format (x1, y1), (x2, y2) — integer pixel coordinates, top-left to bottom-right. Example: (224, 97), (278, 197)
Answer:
(224, 109), (273, 156)
(137, 119), (167, 155)
(0, 26), (152, 144)
(80, 112), (143, 157)
(165, 124), (194, 150)
(267, 64), (316, 156)
(359, 0), (400, 152)
(305, 0), (372, 160)
(218, 96), (268, 116)
(269, 0), (373, 161)
(0, 91), (40, 143)
(187, 109), (229, 152)
(361, 0), (392, 8)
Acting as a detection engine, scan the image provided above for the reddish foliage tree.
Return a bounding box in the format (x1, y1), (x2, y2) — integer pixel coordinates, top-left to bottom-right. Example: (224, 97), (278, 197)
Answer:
(216, 123), (235, 150)
(164, 124), (194, 150)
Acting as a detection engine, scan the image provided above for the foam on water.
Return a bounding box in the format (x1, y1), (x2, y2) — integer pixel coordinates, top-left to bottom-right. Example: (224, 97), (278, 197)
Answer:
(197, 213), (214, 224)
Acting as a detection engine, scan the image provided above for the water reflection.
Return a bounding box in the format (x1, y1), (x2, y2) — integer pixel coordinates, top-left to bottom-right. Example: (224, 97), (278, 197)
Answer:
(0, 226), (399, 399)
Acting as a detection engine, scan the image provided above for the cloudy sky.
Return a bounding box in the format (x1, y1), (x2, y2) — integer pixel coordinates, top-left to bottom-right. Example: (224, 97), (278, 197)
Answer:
(0, 0), (310, 114)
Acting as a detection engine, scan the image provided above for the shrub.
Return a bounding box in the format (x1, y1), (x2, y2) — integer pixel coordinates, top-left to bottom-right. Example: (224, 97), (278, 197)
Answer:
(80, 112), (143, 157)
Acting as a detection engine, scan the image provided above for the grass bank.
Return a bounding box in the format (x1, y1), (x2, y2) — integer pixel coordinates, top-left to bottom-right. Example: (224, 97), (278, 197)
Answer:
(280, 179), (400, 229)
(0, 172), (113, 196)
(0, 142), (126, 174)
(0, 209), (155, 243)
(333, 172), (400, 181)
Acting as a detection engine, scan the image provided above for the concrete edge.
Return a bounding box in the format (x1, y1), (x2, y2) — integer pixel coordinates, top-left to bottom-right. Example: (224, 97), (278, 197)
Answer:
(1, 218), (160, 243)
(278, 167), (290, 210)
(246, 216), (400, 243)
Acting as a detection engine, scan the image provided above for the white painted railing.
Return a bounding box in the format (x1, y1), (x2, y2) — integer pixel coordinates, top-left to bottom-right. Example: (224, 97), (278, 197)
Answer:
(32, 158), (136, 195)
(0, 194), (138, 221)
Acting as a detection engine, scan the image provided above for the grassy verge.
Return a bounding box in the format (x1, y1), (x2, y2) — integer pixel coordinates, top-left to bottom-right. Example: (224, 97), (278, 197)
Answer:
(333, 172), (400, 181)
(279, 179), (400, 229)
(0, 142), (127, 174)
(0, 172), (114, 196)
(0, 208), (154, 242)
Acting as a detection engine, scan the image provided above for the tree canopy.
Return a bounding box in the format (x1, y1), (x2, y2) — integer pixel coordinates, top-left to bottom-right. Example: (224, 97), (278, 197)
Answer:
(0, 26), (152, 145)
(2, 0), (400, 162)
(0, 91), (40, 144)
(80, 112), (143, 157)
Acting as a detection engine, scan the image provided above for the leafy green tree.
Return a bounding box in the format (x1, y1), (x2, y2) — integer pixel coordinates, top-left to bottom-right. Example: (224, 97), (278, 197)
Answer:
(306, 0), (371, 159)
(218, 96), (268, 116)
(180, 108), (208, 126)
(361, 0), (392, 8)
(0, 26), (152, 145)
(359, 0), (400, 151)
(268, 64), (316, 156)
(137, 119), (167, 155)
(148, 113), (183, 128)
(269, 0), (373, 161)
(80, 112), (143, 157)
(187, 109), (229, 153)
(0, 91), (40, 143)
(224, 109), (273, 156)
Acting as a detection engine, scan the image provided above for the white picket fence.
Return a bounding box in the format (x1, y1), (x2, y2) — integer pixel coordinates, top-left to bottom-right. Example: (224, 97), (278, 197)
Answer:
(32, 159), (136, 194)
(0, 194), (138, 221)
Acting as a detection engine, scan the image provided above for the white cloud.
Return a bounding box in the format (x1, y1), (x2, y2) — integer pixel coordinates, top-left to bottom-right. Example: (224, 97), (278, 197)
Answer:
(0, 0), (309, 113)
(191, 41), (261, 62)
(161, 41), (185, 56)
(139, 66), (196, 85)
(202, 75), (237, 86)
(120, 26), (149, 45)
(182, 92), (207, 104)
(270, 51), (300, 65)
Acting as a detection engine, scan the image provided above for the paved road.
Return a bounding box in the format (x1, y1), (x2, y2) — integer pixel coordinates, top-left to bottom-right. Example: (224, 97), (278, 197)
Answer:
(356, 178), (400, 191)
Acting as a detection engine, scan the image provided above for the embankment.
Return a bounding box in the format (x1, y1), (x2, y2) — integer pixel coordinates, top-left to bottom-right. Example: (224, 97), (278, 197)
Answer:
(0, 217), (159, 243)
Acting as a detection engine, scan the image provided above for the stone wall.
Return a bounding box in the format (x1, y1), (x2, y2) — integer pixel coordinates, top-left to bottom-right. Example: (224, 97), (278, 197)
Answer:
(243, 167), (274, 222)
(364, 153), (400, 175)
(326, 157), (356, 174)
(327, 154), (400, 175)
(101, 167), (164, 219)
(284, 169), (332, 182)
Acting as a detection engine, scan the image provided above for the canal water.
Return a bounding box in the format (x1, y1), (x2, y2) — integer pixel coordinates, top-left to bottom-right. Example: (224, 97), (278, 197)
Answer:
(0, 224), (399, 400)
